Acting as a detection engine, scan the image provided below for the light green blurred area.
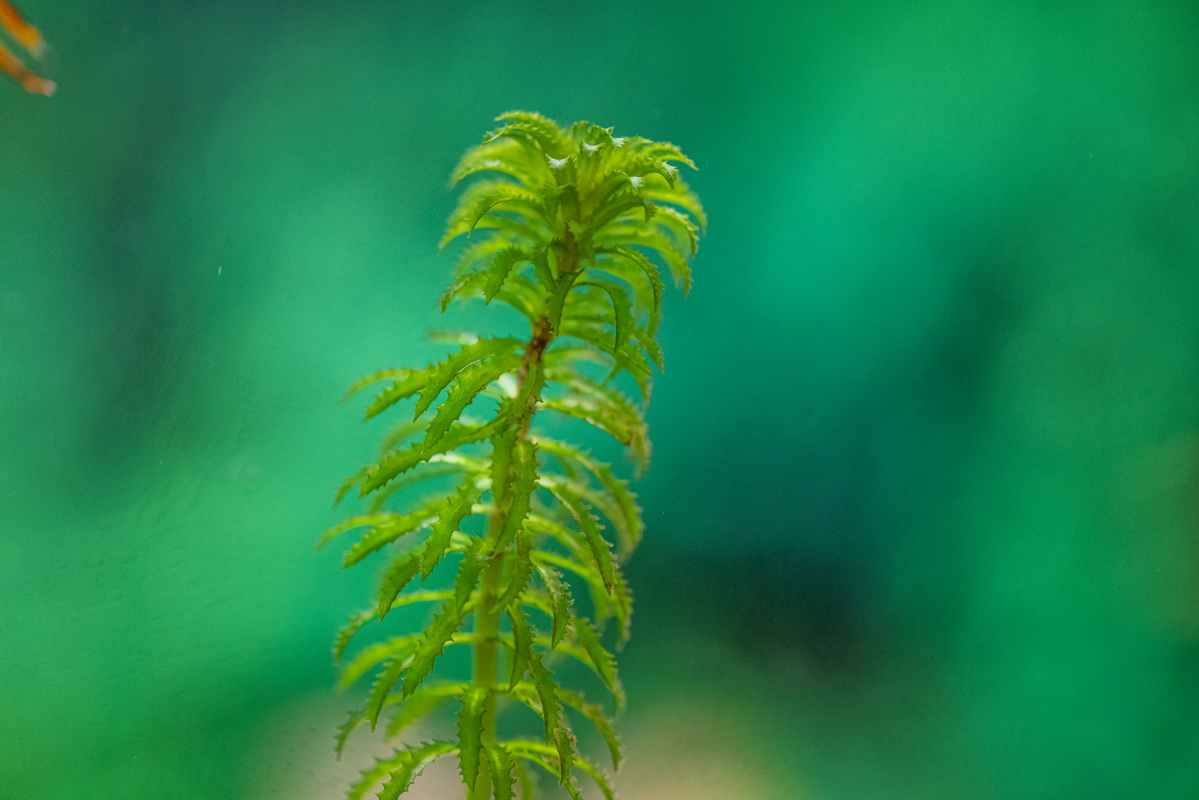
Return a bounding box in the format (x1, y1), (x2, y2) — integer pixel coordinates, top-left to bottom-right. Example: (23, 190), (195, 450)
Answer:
(2, 1), (1198, 798)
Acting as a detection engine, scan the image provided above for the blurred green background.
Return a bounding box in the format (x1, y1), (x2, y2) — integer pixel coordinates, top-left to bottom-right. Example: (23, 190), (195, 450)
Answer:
(3, 0), (1199, 797)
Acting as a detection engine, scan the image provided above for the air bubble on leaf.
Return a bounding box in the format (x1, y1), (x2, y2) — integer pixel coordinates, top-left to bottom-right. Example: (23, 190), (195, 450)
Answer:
(548, 156), (569, 169)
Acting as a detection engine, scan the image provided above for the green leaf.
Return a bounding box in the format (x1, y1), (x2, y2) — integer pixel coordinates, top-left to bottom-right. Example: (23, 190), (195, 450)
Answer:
(364, 458), (478, 514)
(333, 609), (376, 663)
(543, 480), (615, 592)
(342, 368), (413, 402)
(338, 634), (420, 690)
(506, 742), (583, 798)
(486, 743), (516, 800)
(318, 514), (397, 551)
(484, 247), (530, 302)
(402, 540), (486, 697)
(334, 708), (363, 758)
(496, 528), (533, 612)
(450, 138), (531, 186)
(423, 353), (520, 451)
(441, 266), (542, 319)
(377, 551), (423, 620)
(457, 685), (489, 789)
(421, 478), (482, 577)
(441, 184), (546, 249)
(360, 417), (502, 495)
(571, 617), (620, 700)
(493, 111), (564, 151)
(632, 324), (665, 372)
(414, 337), (524, 420)
(574, 279), (632, 352)
(383, 683), (464, 739)
(534, 438), (643, 557)
(534, 563), (573, 648)
(541, 375), (649, 471)
(364, 371), (428, 420)
(605, 245), (665, 332)
(528, 652), (577, 784)
(508, 606), (534, 689)
(345, 509), (437, 568)
(558, 688), (622, 768)
(366, 657), (405, 730)
(334, 592), (452, 663)
(598, 226), (690, 294)
(496, 439), (538, 552)
(371, 741), (458, 800)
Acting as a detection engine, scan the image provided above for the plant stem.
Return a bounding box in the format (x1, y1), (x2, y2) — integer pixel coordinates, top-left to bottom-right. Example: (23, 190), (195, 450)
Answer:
(470, 312), (554, 800)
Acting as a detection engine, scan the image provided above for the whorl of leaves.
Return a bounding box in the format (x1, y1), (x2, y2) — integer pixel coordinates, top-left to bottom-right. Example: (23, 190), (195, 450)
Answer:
(326, 112), (703, 798)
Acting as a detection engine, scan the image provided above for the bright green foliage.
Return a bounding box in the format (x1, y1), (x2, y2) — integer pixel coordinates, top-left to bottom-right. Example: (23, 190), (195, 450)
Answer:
(328, 112), (703, 798)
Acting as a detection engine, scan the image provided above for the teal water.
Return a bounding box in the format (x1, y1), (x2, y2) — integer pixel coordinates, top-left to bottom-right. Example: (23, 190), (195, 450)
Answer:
(3, 1), (1198, 798)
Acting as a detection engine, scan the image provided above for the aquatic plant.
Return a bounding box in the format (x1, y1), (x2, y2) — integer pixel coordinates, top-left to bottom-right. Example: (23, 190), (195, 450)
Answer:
(324, 111), (704, 799)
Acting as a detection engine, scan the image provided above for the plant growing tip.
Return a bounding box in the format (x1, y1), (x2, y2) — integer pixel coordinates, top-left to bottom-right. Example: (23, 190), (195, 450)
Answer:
(326, 111), (704, 799)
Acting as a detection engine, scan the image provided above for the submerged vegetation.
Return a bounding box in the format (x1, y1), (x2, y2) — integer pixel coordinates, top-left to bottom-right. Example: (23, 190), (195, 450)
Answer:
(323, 111), (704, 798)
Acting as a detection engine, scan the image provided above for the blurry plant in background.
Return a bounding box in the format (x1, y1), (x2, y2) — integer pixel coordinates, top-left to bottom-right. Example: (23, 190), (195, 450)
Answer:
(0, 0), (54, 96)
(323, 112), (703, 798)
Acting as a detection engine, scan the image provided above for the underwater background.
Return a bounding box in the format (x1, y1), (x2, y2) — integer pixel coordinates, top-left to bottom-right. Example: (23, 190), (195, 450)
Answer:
(3, 0), (1199, 797)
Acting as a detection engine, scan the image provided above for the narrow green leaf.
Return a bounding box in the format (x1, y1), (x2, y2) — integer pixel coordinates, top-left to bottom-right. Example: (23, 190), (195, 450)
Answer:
(366, 657), (405, 730)
(334, 708), (363, 758)
(484, 247), (529, 302)
(507, 742), (584, 798)
(558, 688), (622, 768)
(383, 682), (466, 738)
(457, 686), (489, 789)
(571, 617), (620, 699)
(528, 652), (576, 783)
(544, 480), (615, 592)
(496, 440), (538, 552)
(372, 741), (458, 800)
(541, 375), (650, 471)
(413, 337), (524, 420)
(537, 438), (643, 557)
(632, 324), (665, 372)
(489, 426), (517, 507)
(334, 592), (453, 662)
(377, 551), (423, 620)
(486, 743), (516, 800)
(402, 540), (486, 697)
(493, 111), (564, 150)
(535, 563), (573, 648)
(364, 372), (428, 420)
(608, 243), (664, 303)
(421, 478), (482, 577)
(338, 634), (419, 690)
(423, 353), (520, 451)
(332, 609), (376, 663)
(343, 368), (412, 402)
(318, 514), (396, 550)
(508, 606), (533, 689)
(334, 466), (372, 505)
(496, 528), (533, 612)
(360, 417), (503, 495)
(345, 509), (436, 568)
(364, 458), (477, 514)
(575, 280), (632, 353)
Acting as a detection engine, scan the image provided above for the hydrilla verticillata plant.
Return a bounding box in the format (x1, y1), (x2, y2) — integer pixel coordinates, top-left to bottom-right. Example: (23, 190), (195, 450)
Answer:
(322, 112), (704, 799)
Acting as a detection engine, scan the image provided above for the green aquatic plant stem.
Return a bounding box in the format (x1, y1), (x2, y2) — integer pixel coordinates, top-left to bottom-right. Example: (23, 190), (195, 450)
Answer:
(324, 112), (704, 799)
(473, 313), (554, 800)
